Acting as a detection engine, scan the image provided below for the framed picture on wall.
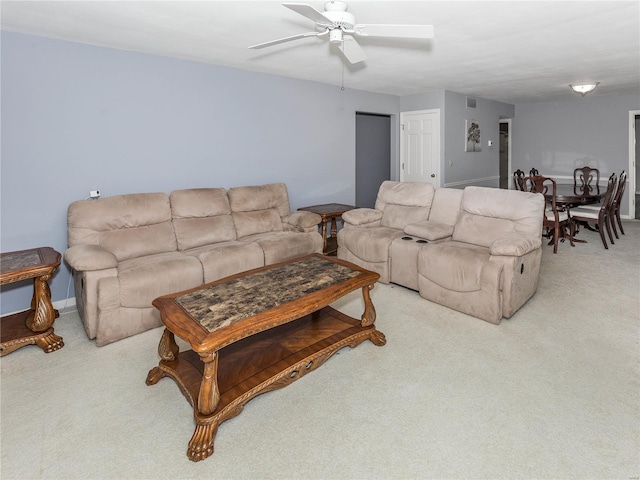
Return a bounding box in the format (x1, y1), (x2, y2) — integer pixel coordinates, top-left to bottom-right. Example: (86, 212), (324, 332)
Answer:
(466, 119), (481, 152)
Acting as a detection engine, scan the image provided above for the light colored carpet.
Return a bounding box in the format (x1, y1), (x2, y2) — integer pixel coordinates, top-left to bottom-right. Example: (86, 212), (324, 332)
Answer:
(2, 222), (639, 480)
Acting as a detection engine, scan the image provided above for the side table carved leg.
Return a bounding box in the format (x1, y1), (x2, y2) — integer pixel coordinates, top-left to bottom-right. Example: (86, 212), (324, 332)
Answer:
(27, 274), (58, 332)
(320, 219), (328, 253)
(146, 329), (179, 385)
(34, 330), (64, 353)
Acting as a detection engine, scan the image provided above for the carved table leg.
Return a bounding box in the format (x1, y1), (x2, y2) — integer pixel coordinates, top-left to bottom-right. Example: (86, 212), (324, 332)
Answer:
(188, 422), (217, 462)
(145, 329), (179, 385)
(360, 283), (376, 327)
(360, 283), (386, 346)
(34, 329), (64, 353)
(26, 274), (58, 333)
(197, 351), (220, 416)
(186, 351), (221, 462)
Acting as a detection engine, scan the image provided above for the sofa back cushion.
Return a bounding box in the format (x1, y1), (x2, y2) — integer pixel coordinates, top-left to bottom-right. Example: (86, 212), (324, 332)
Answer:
(375, 181), (435, 230)
(453, 186), (544, 247)
(428, 187), (464, 225)
(170, 188), (237, 250)
(228, 183), (288, 239)
(67, 193), (177, 261)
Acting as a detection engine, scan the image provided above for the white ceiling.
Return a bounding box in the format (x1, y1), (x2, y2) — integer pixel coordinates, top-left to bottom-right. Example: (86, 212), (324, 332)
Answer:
(2, 1), (639, 104)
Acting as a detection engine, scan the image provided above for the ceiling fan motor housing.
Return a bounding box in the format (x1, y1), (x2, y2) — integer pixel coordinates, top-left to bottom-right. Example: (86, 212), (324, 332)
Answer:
(322, 1), (355, 31)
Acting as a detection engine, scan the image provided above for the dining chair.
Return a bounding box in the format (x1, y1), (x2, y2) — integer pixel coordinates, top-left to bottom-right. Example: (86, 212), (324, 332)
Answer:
(611, 171), (627, 237)
(529, 167), (539, 177)
(573, 166), (600, 194)
(569, 173), (617, 249)
(523, 175), (573, 254)
(513, 169), (525, 191)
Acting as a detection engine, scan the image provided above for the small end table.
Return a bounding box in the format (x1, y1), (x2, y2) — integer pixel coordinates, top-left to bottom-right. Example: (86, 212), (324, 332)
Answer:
(297, 203), (355, 256)
(0, 247), (64, 356)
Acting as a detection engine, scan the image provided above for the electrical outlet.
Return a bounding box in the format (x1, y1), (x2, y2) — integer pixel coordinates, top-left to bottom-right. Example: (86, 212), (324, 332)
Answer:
(90, 190), (100, 198)
(449, 159), (453, 166)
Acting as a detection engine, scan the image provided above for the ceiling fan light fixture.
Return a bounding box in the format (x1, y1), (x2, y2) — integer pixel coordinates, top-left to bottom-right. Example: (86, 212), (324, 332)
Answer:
(570, 82), (599, 96)
(329, 29), (343, 44)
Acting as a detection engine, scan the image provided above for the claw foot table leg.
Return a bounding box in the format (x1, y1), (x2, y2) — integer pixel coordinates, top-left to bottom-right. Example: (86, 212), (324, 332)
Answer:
(188, 422), (217, 462)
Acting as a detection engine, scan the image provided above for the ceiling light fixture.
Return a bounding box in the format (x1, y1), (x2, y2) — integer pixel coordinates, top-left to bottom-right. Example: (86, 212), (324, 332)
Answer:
(570, 82), (599, 96)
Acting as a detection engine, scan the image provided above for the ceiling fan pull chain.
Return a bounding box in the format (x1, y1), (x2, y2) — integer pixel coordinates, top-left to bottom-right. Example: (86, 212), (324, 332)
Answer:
(341, 61), (345, 91)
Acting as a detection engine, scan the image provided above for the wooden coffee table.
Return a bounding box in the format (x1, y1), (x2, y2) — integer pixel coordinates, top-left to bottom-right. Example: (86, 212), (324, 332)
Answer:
(0, 247), (64, 356)
(297, 203), (355, 255)
(146, 254), (385, 462)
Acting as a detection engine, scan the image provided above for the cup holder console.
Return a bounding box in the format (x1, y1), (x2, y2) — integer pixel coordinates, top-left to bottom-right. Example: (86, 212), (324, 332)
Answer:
(401, 236), (428, 244)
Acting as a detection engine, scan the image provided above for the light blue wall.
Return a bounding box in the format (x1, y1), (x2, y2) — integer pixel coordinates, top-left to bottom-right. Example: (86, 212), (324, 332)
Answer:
(397, 90), (515, 187)
(512, 94), (639, 215)
(0, 32), (399, 313)
(443, 91), (515, 187)
(2, 31), (636, 314)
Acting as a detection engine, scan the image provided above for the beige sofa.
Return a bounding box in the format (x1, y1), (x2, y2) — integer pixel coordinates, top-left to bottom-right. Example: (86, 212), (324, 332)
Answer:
(65, 183), (323, 346)
(338, 181), (545, 324)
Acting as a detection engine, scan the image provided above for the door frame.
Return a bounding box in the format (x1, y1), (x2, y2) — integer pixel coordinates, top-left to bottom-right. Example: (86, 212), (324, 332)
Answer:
(399, 109), (442, 186)
(628, 110), (639, 219)
(499, 119), (513, 189)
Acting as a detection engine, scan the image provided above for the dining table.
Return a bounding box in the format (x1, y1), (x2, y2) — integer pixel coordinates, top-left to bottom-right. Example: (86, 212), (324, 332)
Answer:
(548, 184), (603, 207)
(544, 184), (604, 243)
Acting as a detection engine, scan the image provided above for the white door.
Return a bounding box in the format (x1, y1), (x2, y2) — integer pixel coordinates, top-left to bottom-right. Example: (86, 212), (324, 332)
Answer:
(400, 109), (441, 185)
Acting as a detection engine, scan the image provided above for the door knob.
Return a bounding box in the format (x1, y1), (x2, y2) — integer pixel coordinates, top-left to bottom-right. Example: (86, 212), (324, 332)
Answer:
(430, 174), (436, 178)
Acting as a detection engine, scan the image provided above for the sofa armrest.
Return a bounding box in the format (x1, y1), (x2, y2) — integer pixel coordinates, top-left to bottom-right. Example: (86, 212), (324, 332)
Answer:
(342, 208), (383, 228)
(282, 211), (322, 233)
(490, 234), (542, 257)
(65, 245), (118, 271)
(404, 220), (454, 241)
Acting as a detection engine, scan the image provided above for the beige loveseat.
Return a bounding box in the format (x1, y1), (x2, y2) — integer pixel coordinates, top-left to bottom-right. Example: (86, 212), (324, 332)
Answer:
(65, 183), (323, 346)
(338, 181), (545, 324)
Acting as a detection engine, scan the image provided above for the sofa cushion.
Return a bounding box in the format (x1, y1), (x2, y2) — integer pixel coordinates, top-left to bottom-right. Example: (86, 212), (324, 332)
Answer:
(453, 187), (544, 248)
(241, 232), (323, 265)
(428, 187), (464, 225)
(68, 193), (177, 261)
(404, 221), (454, 241)
(338, 226), (404, 263)
(228, 183), (292, 217)
(419, 242), (495, 293)
(375, 181), (435, 230)
(117, 252), (203, 308)
(233, 209), (283, 239)
(228, 183), (292, 239)
(184, 241), (265, 283)
(170, 188), (237, 250)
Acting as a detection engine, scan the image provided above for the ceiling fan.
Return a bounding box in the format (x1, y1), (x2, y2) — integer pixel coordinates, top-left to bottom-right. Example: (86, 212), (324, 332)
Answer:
(248, 1), (434, 65)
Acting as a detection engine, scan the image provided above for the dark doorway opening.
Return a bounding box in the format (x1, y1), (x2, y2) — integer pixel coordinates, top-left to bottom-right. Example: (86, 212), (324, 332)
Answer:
(356, 112), (391, 208)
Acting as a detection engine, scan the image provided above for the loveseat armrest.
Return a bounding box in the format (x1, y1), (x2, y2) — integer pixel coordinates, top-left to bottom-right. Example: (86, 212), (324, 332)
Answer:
(490, 234), (542, 257)
(404, 220), (454, 242)
(282, 211), (322, 233)
(65, 245), (118, 271)
(342, 208), (383, 228)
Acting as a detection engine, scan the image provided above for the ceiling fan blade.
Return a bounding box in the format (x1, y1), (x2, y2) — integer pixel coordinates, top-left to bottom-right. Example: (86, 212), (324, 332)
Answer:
(283, 3), (332, 25)
(353, 24), (434, 39)
(249, 31), (326, 49)
(339, 36), (367, 64)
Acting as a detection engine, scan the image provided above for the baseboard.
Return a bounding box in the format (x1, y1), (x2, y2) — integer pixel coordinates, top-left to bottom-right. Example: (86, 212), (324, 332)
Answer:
(54, 297), (77, 313)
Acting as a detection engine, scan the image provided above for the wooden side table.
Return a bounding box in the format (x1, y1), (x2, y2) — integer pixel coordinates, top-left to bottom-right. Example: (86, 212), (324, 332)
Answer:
(0, 247), (64, 356)
(297, 203), (355, 255)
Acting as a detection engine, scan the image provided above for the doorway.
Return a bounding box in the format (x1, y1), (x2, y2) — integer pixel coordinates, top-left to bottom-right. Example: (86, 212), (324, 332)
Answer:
(628, 110), (640, 219)
(399, 109), (441, 185)
(355, 112), (391, 208)
(499, 120), (511, 189)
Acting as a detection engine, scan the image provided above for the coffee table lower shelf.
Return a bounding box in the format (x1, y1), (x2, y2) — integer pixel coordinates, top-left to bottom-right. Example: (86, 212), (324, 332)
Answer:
(146, 305), (385, 461)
